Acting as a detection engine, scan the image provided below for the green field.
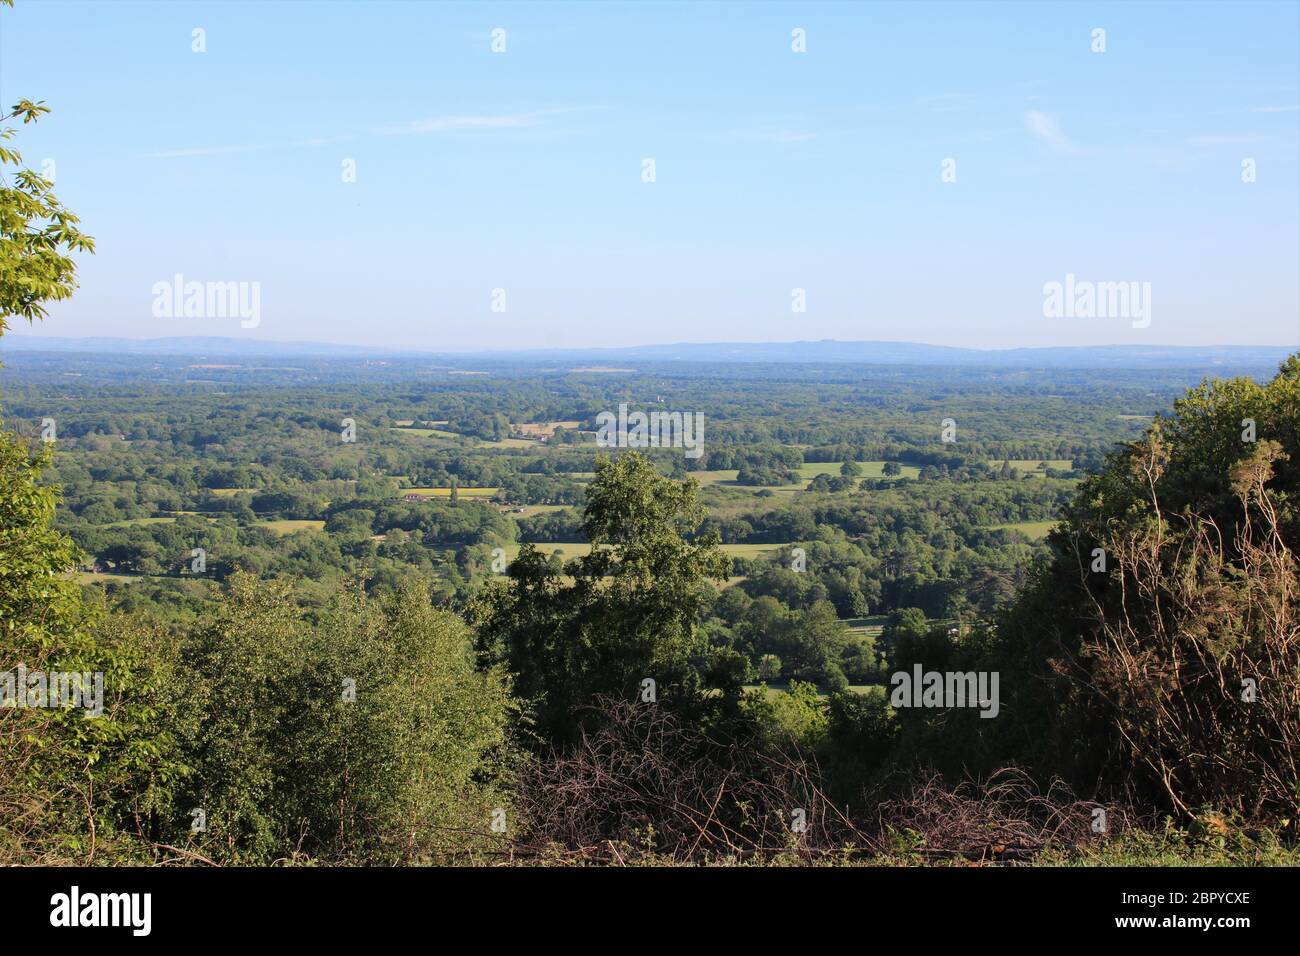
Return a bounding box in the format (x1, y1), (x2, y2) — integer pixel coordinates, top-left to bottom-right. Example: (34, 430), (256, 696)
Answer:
(75, 571), (149, 584)
(505, 541), (592, 562)
(508, 504), (574, 516)
(741, 681), (884, 699)
(843, 614), (889, 638)
(399, 486), (499, 498)
(506, 541), (789, 563)
(692, 461), (919, 490)
(75, 570), (211, 587)
(259, 519), (327, 534)
(104, 517), (360, 535)
(722, 542), (790, 558)
(477, 437), (538, 448)
(390, 426), (462, 440)
(985, 459), (1073, 472)
(797, 461), (921, 481)
(690, 469), (742, 485)
(987, 519), (1057, 539)
(512, 420), (581, 437)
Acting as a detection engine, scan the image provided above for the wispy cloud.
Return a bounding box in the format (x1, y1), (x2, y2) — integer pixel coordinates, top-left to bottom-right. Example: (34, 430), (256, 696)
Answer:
(147, 109), (583, 158)
(1024, 110), (1075, 152)
(373, 107), (588, 136)
(1249, 105), (1299, 113)
(147, 134), (354, 159)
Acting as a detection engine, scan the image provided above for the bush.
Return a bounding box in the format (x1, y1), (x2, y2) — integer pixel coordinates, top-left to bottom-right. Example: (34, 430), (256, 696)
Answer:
(181, 573), (517, 864)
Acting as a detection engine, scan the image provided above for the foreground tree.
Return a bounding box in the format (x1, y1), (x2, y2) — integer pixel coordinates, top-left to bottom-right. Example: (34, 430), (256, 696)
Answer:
(0, 96), (94, 331)
(182, 574), (516, 864)
(472, 452), (731, 742)
(985, 358), (1300, 820)
(0, 52), (112, 860)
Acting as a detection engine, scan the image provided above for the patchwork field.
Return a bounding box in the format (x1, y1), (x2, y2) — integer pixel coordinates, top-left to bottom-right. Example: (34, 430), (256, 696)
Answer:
(796, 461), (922, 480)
(74, 571), (160, 584)
(691, 461), (921, 489)
(984, 459), (1073, 472)
(741, 682), (883, 699)
(260, 519), (327, 534)
(399, 487), (499, 498)
(512, 420), (582, 437)
(721, 543), (791, 558)
(506, 504), (573, 516)
(389, 426), (462, 440)
(505, 541), (592, 562)
(103, 516), (178, 528)
(505, 541), (790, 562)
(843, 614), (889, 639)
(987, 519), (1057, 539)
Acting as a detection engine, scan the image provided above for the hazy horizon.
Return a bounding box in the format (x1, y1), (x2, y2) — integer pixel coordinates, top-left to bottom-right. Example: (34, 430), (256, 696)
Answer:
(4, 329), (1296, 360)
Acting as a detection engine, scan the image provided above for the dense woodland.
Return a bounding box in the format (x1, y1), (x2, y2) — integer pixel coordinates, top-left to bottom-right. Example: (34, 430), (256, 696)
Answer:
(3, 353), (1148, 654)
(4, 342), (1298, 865)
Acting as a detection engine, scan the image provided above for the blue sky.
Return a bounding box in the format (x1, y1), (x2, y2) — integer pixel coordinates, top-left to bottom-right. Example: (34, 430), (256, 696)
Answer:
(2, 0), (1298, 351)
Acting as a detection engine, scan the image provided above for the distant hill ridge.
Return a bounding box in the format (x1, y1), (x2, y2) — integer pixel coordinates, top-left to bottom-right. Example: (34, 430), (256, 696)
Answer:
(2, 334), (1294, 368)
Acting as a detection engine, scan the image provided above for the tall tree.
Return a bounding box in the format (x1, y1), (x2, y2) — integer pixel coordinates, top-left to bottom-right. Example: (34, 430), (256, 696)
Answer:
(472, 452), (731, 742)
(0, 96), (94, 332)
(983, 358), (1300, 819)
(0, 45), (118, 861)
